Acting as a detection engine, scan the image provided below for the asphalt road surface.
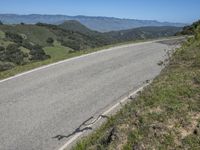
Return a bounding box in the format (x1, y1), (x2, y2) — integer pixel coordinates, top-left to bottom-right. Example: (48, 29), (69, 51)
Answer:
(0, 39), (180, 150)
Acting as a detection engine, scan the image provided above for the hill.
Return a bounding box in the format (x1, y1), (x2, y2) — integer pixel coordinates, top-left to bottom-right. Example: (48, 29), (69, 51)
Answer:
(176, 20), (200, 35)
(0, 14), (186, 32)
(58, 20), (94, 34)
(106, 26), (182, 42)
(58, 20), (182, 43)
(0, 21), (182, 74)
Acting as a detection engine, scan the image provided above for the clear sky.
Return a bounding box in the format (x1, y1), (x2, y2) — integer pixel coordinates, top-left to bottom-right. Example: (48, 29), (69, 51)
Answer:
(0, 0), (200, 23)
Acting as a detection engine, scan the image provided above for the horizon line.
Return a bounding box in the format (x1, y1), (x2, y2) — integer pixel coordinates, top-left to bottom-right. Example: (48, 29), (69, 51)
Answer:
(0, 13), (189, 24)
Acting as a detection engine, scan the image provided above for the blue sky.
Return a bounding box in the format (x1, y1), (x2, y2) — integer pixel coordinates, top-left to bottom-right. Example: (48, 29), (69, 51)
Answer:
(0, 0), (200, 23)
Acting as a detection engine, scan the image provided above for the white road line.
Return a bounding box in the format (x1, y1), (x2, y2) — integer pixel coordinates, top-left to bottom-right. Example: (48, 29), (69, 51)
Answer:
(0, 41), (154, 83)
(58, 83), (150, 150)
(0, 37), (183, 83)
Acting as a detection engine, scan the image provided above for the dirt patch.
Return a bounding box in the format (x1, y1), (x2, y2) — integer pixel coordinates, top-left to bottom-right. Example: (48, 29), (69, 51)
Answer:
(149, 106), (163, 114)
(179, 112), (200, 138)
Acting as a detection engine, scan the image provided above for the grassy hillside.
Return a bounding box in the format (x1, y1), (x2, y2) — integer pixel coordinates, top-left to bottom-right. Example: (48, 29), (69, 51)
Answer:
(58, 21), (182, 44)
(72, 23), (200, 149)
(0, 27), (50, 71)
(176, 20), (200, 35)
(106, 26), (182, 42)
(58, 20), (95, 34)
(0, 21), (182, 78)
(36, 23), (112, 49)
(0, 24), (56, 46)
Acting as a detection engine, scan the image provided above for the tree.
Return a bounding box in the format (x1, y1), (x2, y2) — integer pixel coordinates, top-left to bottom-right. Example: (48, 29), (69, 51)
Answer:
(0, 46), (5, 51)
(0, 61), (15, 71)
(60, 39), (81, 50)
(5, 44), (25, 65)
(0, 46), (6, 62)
(6, 44), (20, 54)
(29, 44), (50, 60)
(5, 32), (23, 44)
(46, 37), (54, 44)
(0, 20), (3, 25)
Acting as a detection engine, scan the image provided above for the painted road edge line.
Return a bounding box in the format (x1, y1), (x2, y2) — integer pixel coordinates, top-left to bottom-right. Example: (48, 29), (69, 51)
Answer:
(58, 82), (151, 150)
(0, 41), (153, 83)
(0, 36), (184, 83)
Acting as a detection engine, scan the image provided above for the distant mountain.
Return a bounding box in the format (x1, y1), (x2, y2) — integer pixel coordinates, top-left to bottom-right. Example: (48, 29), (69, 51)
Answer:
(58, 20), (94, 34)
(0, 14), (187, 32)
(57, 21), (182, 43)
(106, 26), (182, 42)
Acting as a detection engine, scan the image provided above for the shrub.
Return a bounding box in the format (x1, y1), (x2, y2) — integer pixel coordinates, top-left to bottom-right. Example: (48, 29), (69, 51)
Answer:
(6, 43), (20, 53)
(46, 37), (54, 44)
(22, 41), (50, 61)
(0, 46), (5, 51)
(0, 61), (15, 71)
(60, 39), (81, 50)
(5, 32), (23, 44)
(0, 46), (6, 61)
(29, 44), (50, 60)
(5, 44), (25, 65)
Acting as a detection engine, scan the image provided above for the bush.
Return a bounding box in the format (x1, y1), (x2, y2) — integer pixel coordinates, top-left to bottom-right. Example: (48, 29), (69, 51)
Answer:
(46, 37), (54, 44)
(5, 44), (26, 65)
(60, 39), (81, 50)
(6, 43), (20, 54)
(22, 41), (50, 61)
(29, 44), (50, 60)
(5, 32), (23, 44)
(0, 61), (15, 71)
(0, 46), (6, 62)
(0, 46), (5, 51)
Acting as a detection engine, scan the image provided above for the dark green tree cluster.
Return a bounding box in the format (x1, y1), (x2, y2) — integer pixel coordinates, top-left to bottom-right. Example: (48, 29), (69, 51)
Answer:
(59, 39), (81, 50)
(36, 23), (109, 51)
(0, 20), (3, 25)
(5, 32), (50, 61)
(22, 41), (50, 60)
(0, 30), (51, 71)
(29, 44), (50, 60)
(46, 37), (54, 44)
(0, 44), (27, 71)
(4, 44), (27, 64)
(5, 32), (23, 44)
(0, 44), (27, 64)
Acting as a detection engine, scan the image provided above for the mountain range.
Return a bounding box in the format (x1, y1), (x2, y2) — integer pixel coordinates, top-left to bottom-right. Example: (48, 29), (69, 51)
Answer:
(0, 14), (187, 32)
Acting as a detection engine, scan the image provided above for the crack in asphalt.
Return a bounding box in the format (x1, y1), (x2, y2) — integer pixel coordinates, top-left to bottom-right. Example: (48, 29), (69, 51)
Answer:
(53, 115), (109, 141)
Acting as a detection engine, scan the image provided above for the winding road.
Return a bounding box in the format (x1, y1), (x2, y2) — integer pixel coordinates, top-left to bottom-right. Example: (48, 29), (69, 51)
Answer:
(0, 38), (181, 150)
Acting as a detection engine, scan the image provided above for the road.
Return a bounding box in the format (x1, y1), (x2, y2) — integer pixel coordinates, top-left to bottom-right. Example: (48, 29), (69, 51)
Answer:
(0, 39), (180, 150)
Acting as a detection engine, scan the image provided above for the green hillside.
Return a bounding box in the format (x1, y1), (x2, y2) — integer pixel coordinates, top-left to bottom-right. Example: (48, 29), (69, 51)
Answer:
(72, 22), (200, 150)
(106, 26), (182, 42)
(58, 20), (94, 34)
(176, 20), (200, 35)
(36, 23), (111, 49)
(0, 24), (56, 46)
(59, 21), (182, 44)
(0, 21), (182, 76)
(0, 27), (50, 71)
